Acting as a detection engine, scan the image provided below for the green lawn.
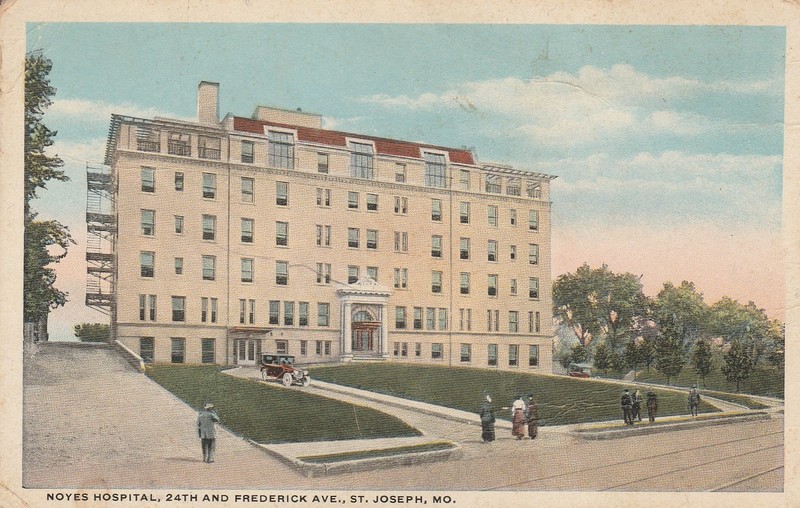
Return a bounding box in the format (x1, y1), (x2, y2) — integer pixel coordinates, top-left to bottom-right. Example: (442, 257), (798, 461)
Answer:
(631, 364), (783, 398)
(311, 364), (717, 426)
(146, 365), (420, 443)
(698, 391), (770, 410)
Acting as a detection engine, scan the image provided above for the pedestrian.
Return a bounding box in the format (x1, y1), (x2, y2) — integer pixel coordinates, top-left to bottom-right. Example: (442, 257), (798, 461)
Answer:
(632, 389), (643, 422)
(511, 395), (527, 439)
(197, 401), (220, 463)
(478, 395), (496, 443)
(526, 394), (538, 440)
(621, 389), (634, 425)
(688, 384), (701, 417)
(646, 390), (658, 422)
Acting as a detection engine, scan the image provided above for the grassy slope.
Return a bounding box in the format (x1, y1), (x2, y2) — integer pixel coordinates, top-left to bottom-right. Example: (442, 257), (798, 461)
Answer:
(631, 363), (783, 398)
(146, 365), (420, 443)
(312, 364), (717, 426)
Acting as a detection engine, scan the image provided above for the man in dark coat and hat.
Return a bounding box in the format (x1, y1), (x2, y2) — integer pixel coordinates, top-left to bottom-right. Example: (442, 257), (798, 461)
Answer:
(526, 394), (539, 439)
(478, 395), (496, 443)
(197, 401), (220, 463)
(621, 389), (634, 425)
(646, 390), (658, 422)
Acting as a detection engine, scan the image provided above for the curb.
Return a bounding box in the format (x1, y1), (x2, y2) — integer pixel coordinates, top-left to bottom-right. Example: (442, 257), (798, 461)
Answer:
(571, 411), (772, 440)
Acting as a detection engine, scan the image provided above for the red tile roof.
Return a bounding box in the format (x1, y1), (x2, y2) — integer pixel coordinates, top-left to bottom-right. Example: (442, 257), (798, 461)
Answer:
(232, 116), (475, 165)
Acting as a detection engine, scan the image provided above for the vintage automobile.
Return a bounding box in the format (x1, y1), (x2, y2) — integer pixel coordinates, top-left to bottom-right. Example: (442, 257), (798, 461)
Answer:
(260, 353), (311, 387)
(568, 362), (593, 378)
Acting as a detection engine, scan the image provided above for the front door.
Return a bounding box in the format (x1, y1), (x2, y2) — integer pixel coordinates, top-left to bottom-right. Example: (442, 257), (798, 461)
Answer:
(236, 339), (257, 365)
(351, 329), (374, 352)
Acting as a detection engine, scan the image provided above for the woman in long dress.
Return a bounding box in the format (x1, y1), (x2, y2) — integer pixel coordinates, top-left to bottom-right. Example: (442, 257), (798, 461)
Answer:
(511, 395), (526, 440)
(478, 395), (496, 443)
(526, 395), (538, 439)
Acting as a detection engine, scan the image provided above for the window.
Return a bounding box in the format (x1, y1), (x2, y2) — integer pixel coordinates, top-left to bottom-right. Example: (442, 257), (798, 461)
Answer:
(141, 167), (155, 193)
(488, 274), (498, 297)
(460, 273), (470, 295)
(510, 245), (517, 261)
(535, 311), (541, 333)
(394, 196), (408, 215)
(202, 256), (216, 281)
(529, 244), (539, 265)
(426, 308), (436, 330)
(139, 294), (156, 321)
(367, 266), (378, 281)
(507, 177), (521, 196)
(510, 209), (517, 226)
(430, 199), (442, 221)
(174, 215), (184, 235)
(202, 215), (216, 241)
(424, 152), (447, 188)
(431, 271), (442, 293)
(431, 343), (443, 359)
(174, 172), (184, 191)
(316, 188), (331, 207)
(276, 182), (289, 206)
(511, 278), (518, 296)
(488, 240), (497, 262)
(485, 174), (501, 194)
(459, 308), (472, 331)
(299, 302), (309, 326)
(348, 228), (360, 248)
(276, 261), (288, 285)
(459, 169), (470, 190)
(395, 306), (406, 329)
(529, 278), (540, 299)
(315, 340), (332, 355)
(248, 301), (257, 326)
(141, 210), (155, 236)
(202, 338), (216, 364)
(366, 193), (378, 211)
(317, 153), (329, 173)
(459, 202), (470, 224)
(393, 268), (408, 289)
(198, 136), (221, 160)
(316, 263), (332, 284)
(168, 132), (190, 156)
(171, 338), (185, 363)
(316, 225), (331, 247)
(431, 235), (442, 258)
(171, 296), (185, 322)
(348, 266), (359, 284)
(393, 231), (408, 252)
(488, 205), (498, 227)
(140, 251), (154, 278)
(395, 163), (406, 182)
(509, 311), (519, 332)
(415, 343), (421, 357)
(348, 192), (359, 209)
(241, 140), (254, 163)
(460, 238), (470, 260)
(413, 307), (423, 330)
(318, 303), (330, 326)
(269, 301), (279, 324)
(137, 126), (160, 152)
(241, 258), (254, 283)
(140, 338), (155, 364)
(284, 301), (294, 326)
(460, 344), (471, 363)
(239, 299), (247, 324)
(488, 344), (498, 366)
(174, 257), (183, 275)
(527, 182), (542, 199)
(268, 131), (295, 169)
(438, 308), (448, 330)
(529, 209), (539, 231)
(276, 221), (288, 246)
(241, 177), (254, 203)
(276, 340), (288, 355)
(202, 173), (216, 199)
(367, 229), (378, 250)
(241, 218), (254, 243)
(300, 340), (308, 356)
(201, 297), (208, 322)
(211, 298), (218, 323)
(529, 345), (540, 367)
(509, 345), (519, 367)
(350, 142), (374, 179)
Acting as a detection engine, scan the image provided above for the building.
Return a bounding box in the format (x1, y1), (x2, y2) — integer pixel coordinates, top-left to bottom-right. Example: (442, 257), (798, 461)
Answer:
(95, 81), (557, 371)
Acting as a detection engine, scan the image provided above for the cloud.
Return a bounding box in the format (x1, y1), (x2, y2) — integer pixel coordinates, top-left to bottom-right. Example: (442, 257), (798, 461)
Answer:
(47, 138), (108, 165)
(46, 98), (192, 126)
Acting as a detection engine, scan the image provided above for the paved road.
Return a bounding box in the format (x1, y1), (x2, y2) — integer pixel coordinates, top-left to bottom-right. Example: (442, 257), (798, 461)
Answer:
(22, 343), (783, 492)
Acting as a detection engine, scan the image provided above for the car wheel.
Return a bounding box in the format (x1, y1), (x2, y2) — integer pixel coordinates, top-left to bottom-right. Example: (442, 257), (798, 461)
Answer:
(301, 376), (310, 387)
(261, 369), (268, 381)
(282, 373), (293, 387)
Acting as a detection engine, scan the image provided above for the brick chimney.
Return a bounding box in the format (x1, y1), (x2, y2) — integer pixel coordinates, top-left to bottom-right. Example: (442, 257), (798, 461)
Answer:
(197, 81), (220, 125)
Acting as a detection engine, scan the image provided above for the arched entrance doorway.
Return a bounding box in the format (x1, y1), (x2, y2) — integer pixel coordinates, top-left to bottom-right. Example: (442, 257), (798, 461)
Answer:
(352, 310), (380, 353)
(337, 277), (392, 360)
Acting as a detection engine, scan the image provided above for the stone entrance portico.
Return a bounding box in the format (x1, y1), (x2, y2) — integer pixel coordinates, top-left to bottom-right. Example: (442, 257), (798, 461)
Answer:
(337, 277), (392, 360)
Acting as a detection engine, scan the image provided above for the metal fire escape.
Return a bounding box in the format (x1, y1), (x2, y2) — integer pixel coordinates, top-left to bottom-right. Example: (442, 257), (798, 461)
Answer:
(85, 163), (116, 316)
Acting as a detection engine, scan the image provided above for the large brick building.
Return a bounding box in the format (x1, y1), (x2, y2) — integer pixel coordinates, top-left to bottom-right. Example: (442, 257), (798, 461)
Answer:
(100, 81), (556, 371)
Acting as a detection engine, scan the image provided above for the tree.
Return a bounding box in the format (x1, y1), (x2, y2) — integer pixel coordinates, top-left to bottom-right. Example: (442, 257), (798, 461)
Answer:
(655, 335), (685, 385)
(721, 340), (755, 393)
(623, 339), (642, 372)
(24, 51), (74, 324)
(691, 339), (714, 388)
(553, 264), (647, 349)
(569, 343), (589, 364)
(74, 323), (110, 343)
(651, 281), (707, 349)
(593, 342), (610, 374)
(708, 297), (780, 365)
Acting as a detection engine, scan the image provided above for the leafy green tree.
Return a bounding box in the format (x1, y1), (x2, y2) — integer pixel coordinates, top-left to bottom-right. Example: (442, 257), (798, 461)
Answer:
(608, 350), (626, 374)
(651, 281), (707, 349)
(593, 342), (610, 374)
(553, 264), (647, 349)
(721, 340), (755, 393)
(569, 343), (589, 364)
(691, 339), (714, 388)
(767, 323), (785, 370)
(623, 339), (642, 372)
(655, 335), (685, 385)
(708, 297), (781, 365)
(74, 323), (110, 343)
(24, 51), (74, 324)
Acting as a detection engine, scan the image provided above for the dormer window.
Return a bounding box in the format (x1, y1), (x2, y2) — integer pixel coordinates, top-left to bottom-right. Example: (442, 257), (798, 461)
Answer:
(268, 131), (294, 169)
(424, 152), (447, 188)
(350, 142), (374, 179)
(506, 177), (521, 196)
(485, 174), (501, 194)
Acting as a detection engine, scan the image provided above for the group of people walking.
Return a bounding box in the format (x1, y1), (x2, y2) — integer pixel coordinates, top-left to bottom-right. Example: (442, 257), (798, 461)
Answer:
(620, 388), (659, 425)
(478, 393), (538, 443)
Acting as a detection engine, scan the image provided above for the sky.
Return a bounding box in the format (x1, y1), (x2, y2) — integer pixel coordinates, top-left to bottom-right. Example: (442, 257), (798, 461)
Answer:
(25, 23), (786, 341)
